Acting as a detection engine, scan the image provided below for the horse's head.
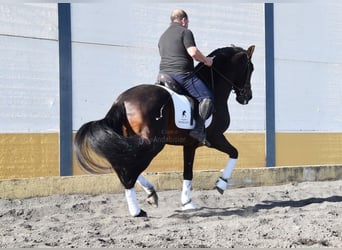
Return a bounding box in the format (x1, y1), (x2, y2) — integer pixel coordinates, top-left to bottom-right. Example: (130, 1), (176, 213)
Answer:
(210, 45), (255, 105)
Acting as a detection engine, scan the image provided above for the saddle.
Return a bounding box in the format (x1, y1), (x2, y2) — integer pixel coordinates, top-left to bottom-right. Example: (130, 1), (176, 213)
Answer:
(156, 73), (187, 95)
(155, 73), (213, 130)
(156, 73), (196, 129)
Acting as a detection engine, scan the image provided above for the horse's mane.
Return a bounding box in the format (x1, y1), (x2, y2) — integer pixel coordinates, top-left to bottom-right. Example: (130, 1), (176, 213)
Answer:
(209, 46), (245, 57)
(195, 46), (245, 71)
(194, 45), (247, 87)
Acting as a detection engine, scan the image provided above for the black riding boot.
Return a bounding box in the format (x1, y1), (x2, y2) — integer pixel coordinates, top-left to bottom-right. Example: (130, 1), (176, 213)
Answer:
(189, 117), (207, 145)
(189, 98), (213, 146)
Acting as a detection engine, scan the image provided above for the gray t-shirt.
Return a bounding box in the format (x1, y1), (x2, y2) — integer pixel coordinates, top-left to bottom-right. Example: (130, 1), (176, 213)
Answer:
(158, 22), (196, 75)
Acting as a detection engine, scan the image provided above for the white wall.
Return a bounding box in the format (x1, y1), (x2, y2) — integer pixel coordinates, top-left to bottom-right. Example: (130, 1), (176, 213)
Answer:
(71, 1), (266, 132)
(0, 4), (59, 133)
(274, 3), (342, 132)
(5, 3), (341, 135)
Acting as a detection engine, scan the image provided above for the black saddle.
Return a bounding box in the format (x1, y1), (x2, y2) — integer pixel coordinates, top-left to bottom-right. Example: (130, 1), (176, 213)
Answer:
(155, 73), (187, 95)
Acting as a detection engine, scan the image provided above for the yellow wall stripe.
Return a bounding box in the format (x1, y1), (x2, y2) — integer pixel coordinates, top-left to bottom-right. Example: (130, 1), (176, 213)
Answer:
(276, 133), (342, 166)
(0, 133), (59, 179)
(1, 132), (342, 179)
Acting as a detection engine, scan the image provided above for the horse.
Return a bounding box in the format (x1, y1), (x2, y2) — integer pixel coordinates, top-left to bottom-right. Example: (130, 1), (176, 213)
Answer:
(74, 45), (255, 217)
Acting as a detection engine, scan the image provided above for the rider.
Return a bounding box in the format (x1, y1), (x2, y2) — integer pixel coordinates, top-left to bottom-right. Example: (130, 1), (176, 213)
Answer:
(158, 9), (214, 145)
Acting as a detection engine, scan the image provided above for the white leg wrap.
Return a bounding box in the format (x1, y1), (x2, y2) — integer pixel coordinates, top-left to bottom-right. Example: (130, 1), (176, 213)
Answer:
(216, 158), (237, 194)
(222, 158), (237, 179)
(181, 180), (191, 204)
(125, 188), (140, 216)
(137, 175), (154, 194)
(181, 180), (196, 210)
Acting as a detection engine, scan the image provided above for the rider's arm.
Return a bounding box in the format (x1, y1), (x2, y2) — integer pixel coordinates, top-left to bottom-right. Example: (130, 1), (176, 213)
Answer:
(187, 46), (213, 67)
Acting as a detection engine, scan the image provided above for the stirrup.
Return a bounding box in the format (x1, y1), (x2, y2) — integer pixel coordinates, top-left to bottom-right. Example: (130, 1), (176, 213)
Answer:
(189, 130), (205, 140)
(189, 130), (211, 146)
(215, 177), (228, 195)
(202, 138), (211, 147)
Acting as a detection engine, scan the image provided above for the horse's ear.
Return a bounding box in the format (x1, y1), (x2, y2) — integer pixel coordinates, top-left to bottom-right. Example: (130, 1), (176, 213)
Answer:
(231, 44), (236, 47)
(247, 45), (255, 58)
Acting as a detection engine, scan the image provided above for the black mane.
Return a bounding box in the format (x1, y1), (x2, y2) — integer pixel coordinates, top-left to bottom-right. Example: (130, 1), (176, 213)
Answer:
(195, 46), (245, 71)
(195, 46), (238, 83)
(210, 46), (245, 57)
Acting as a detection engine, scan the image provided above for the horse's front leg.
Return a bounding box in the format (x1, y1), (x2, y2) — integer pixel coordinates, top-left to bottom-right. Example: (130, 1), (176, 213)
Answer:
(209, 134), (239, 194)
(181, 145), (197, 210)
(215, 158), (237, 194)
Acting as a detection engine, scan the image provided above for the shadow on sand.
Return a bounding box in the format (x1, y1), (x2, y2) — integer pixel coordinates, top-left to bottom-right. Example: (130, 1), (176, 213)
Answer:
(169, 195), (342, 219)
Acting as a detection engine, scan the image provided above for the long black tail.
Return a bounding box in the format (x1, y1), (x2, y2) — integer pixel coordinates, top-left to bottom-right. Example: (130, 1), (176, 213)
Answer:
(74, 102), (151, 178)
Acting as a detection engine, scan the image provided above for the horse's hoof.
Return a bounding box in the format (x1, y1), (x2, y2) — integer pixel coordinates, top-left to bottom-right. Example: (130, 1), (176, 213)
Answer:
(182, 199), (196, 211)
(215, 177), (228, 195)
(134, 209), (147, 217)
(146, 190), (158, 208)
(215, 186), (224, 195)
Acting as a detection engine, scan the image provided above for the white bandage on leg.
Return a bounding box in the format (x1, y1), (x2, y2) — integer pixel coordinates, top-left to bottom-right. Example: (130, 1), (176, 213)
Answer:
(125, 188), (140, 216)
(216, 158), (237, 194)
(222, 158), (237, 180)
(181, 180), (192, 204)
(181, 180), (196, 210)
(137, 175), (155, 194)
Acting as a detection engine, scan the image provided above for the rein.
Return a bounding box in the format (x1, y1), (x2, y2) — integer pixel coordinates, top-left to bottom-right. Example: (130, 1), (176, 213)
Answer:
(211, 66), (238, 91)
(211, 58), (251, 94)
(193, 51), (252, 97)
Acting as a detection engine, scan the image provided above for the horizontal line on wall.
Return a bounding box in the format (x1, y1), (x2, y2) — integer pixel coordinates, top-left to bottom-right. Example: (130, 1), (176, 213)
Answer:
(0, 33), (57, 42)
(72, 40), (157, 51)
(276, 57), (342, 66)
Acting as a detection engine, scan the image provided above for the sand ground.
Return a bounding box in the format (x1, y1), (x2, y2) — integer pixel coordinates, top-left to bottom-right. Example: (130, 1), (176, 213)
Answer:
(0, 180), (341, 248)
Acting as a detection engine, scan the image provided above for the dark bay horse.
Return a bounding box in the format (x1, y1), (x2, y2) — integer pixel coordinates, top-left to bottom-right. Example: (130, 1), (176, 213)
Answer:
(74, 45), (255, 217)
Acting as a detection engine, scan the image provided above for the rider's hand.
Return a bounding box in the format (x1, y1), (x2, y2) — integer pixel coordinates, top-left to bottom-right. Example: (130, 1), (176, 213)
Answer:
(204, 56), (214, 67)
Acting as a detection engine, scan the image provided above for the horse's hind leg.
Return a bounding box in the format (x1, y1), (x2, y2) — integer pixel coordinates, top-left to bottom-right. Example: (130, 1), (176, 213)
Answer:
(137, 175), (158, 208)
(125, 188), (147, 217)
(124, 175), (158, 216)
(120, 171), (152, 217)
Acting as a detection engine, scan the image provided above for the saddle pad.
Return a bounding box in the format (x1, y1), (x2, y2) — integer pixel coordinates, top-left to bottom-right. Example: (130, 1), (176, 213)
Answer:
(158, 85), (195, 129)
(157, 85), (212, 129)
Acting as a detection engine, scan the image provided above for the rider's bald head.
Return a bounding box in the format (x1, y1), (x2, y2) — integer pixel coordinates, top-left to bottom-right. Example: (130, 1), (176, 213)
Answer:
(170, 9), (188, 23)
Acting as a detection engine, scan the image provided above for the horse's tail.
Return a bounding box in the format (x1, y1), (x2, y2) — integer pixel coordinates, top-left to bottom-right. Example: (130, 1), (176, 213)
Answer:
(74, 102), (150, 178)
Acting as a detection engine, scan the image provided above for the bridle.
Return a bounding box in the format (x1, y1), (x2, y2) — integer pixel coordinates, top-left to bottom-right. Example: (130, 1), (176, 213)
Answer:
(209, 54), (252, 102)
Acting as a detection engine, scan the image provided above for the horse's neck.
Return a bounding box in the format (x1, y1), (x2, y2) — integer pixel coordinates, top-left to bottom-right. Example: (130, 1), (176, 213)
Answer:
(213, 87), (231, 117)
(200, 68), (232, 112)
(213, 81), (232, 105)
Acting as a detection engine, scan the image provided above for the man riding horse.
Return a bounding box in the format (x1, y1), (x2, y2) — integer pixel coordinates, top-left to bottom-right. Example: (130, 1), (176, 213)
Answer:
(158, 9), (214, 146)
(74, 8), (255, 217)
